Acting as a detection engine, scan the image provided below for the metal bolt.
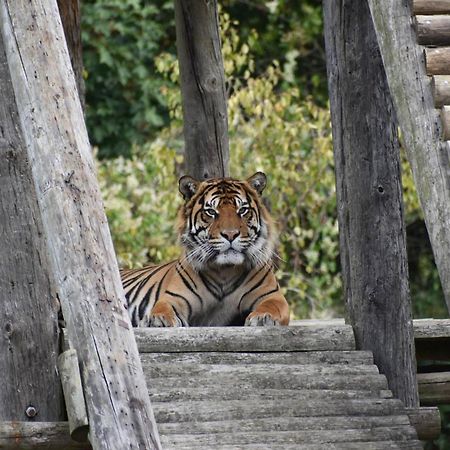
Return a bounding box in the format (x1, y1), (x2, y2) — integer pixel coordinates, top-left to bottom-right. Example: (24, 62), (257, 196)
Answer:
(25, 405), (37, 418)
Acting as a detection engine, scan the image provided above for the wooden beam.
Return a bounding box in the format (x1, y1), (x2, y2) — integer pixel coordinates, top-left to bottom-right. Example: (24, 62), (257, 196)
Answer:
(58, 350), (89, 442)
(174, 0), (229, 179)
(367, 0), (450, 313)
(425, 46), (450, 75)
(431, 75), (450, 107)
(415, 15), (450, 45)
(414, 0), (450, 14)
(0, 422), (91, 450)
(134, 325), (355, 352)
(323, 0), (419, 408)
(0, 1), (161, 448)
(0, 18), (64, 422)
(405, 407), (441, 441)
(418, 371), (450, 405)
(441, 105), (450, 139)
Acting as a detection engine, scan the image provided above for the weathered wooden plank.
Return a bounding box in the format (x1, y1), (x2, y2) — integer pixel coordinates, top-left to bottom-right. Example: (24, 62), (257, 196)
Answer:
(405, 406), (441, 441)
(157, 415), (410, 435)
(323, 0), (419, 407)
(367, 0), (450, 315)
(425, 46), (450, 75)
(160, 427), (418, 446)
(146, 373), (389, 391)
(414, 0), (450, 14)
(0, 19), (64, 422)
(415, 15), (450, 45)
(0, 1), (161, 448)
(414, 318), (450, 338)
(134, 325), (355, 352)
(164, 442), (423, 450)
(174, 0), (229, 179)
(144, 363), (379, 379)
(153, 398), (404, 423)
(0, 422), (91, 449)
(149, 387), (393, 403)
(418, 371), (450, 404)
(431, 75), (450, 107)
(140, 350), (373, 365)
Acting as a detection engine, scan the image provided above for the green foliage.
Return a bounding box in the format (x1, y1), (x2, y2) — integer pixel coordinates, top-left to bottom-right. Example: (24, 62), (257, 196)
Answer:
(81, 0), (175, 157)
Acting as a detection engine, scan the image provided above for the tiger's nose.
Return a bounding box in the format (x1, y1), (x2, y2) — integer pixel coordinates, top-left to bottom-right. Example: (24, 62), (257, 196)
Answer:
(221, 229), (240, 242)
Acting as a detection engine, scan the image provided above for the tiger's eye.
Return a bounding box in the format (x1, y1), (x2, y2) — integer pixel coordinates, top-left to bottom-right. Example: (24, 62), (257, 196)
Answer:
(238, 207), (249, 216)
(204, 208), (217, 218)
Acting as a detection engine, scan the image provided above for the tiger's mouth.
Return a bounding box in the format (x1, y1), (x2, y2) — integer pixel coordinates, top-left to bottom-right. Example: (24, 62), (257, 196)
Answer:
(214, 248), (246, 266)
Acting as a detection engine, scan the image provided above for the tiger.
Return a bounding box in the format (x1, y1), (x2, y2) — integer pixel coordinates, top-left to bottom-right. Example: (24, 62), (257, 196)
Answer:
(120, 172), (290, 327)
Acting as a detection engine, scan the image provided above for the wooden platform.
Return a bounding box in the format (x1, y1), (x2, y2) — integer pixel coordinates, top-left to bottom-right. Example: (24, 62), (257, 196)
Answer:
(135, 323), (425, 450)
(2, 320), (446, 449)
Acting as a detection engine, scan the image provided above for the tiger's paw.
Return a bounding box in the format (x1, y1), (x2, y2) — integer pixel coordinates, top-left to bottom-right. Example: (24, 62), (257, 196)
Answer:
(245, 312), (280, 327)
(148, 303), (188, 327)
(148, 314), (184, 327)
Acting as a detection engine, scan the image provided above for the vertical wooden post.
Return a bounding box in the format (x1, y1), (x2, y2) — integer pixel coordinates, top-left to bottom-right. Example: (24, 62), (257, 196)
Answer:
(57, 0), (85, 110)
(0, 28), (64, 422)
(174, 0), (229, 179)
(323, 0), (419, 407)
(0, 1), (161, 448)
(367, 0), (450, 314)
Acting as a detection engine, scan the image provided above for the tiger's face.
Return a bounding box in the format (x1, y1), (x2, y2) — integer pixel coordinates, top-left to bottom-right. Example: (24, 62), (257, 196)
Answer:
(178, 172), (275, 271)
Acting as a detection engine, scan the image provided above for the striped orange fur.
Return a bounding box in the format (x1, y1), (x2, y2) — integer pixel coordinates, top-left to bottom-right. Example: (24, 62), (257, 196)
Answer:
(120, 172), (289, 327)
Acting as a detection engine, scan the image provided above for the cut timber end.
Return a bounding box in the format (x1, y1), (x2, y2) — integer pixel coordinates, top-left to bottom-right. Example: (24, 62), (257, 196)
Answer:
(431, 75), (450, 107)
(425, 47), (450, 75)
(415, 15), (450, 45)
(441, 105), (450, 139)
(414, 0), (450, 14)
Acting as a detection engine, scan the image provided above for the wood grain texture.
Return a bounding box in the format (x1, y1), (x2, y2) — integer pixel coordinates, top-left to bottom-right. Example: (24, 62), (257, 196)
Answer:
(134, 325), (355, 352)
(57, 350), (89, 442)
(160, 427), (418, 447)
(149, 387), (393, 403)
(431, 75), (450, 107)
(56, 0), (84, 109)
(441, 105), (450, 139)
(367, 0), (450, 314)
(152, 398), (405, 423)
(414, 0), (450, 14)
(418, 371), (450, 405)
(0, 23), (64, 421)
(405, 406), (441, 441)
(174, 0), (229, 179)
(415, 15), (450, 45)
(141, 350), (374, 365)
(163, 443), (422, 450)
(0, 422), (90, 449)
(157, 415), (410, 435)
(0, 1), (161, 448)
(425, 46), (450, 74)
(323, 0), (419, 407)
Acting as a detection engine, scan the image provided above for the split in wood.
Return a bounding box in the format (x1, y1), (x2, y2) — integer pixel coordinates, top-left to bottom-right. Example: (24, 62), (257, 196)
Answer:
(414, 0), (450, 14)
(415, 15), (450, 45)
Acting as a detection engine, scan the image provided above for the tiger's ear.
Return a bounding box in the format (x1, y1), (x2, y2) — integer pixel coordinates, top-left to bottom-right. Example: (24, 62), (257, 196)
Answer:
(247, 172), (267, 195)
(179, 175), (200, 200)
